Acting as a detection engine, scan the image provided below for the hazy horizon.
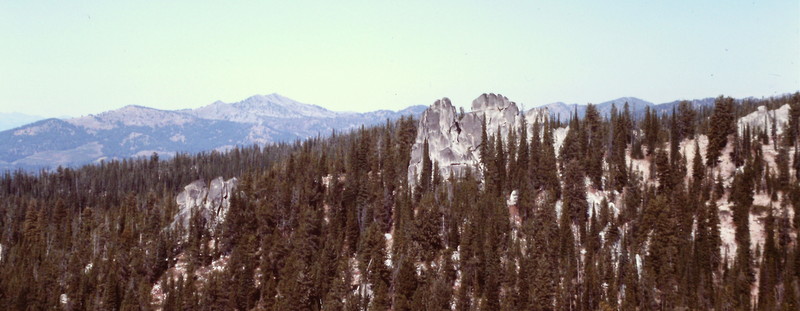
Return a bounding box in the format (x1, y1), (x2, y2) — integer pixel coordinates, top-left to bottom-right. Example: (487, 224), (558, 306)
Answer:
(2, 1), (798, 117)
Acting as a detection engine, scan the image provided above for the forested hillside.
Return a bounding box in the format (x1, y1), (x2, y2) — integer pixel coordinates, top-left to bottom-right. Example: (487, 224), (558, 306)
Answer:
(1, 93), (799, 310)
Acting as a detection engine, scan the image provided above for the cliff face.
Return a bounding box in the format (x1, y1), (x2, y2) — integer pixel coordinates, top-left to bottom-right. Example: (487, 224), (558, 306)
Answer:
(408, 93), (548, 186)
(172, 177), (238, 235)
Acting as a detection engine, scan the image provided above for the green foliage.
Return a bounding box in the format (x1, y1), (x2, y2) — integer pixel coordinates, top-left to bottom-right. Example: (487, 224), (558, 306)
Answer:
(610, 105), (629, 191)
(539, 120), (561, 198)
(706, 96), (736, 166)
(584, 104), (604, 189)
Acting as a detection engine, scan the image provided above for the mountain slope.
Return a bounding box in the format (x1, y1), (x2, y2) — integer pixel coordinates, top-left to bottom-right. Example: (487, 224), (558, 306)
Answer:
(188, 93), (427, 138)
(596, 97), (654, 116)
(0, 94), (423, 171)
(67, 105), (199, 131)
(540, 96), (726, 121)
(189, 93), (338, 122)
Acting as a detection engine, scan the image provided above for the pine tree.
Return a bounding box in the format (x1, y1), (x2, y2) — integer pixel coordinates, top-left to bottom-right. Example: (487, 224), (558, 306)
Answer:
(562, 160), (588, 235)
(730, 168), (755, 310)
(621, 102), (634, 144)
(707, 201), (722, 276)
(529, 198), (559, 310)
(731, 128), (744, 167)
(693, 200), (712, 308)
(322, 254), (351, 311)
(654, 149), (673, 193)
(642, 106), (661, 155)
(275, 207), (322, 311)
(669, 107), (681, 166)
(757, 207), (778, 310)
(223, 189), (259, 311)
(692, 140), (705, 185)
(419, 138), (433, 194)
(620, 245), (639, 310)
(621, 171), (643, 224)
(517, 242), (533, 310)
(707, 96), (736, 166)
(610, 108), (629, 191)
(557, 204), (578, 310)
(379, 123), (397, 230)
(414, 192), (443, 263)
(678, 100), (696, 139)
(530, 119), (542, 189)
(481, 220), (502, 311)
(584, 104), (604, 189)
(644, 195), (679, 307)
(776, 146), (790, 191)
(785, 92), (800, 146)
(516, 116), (534, 220)
(494, 128), (507, 197)
(540, 121), (561, 198)
(394, 257), (417, 311)
(559, 109), (585, 169)
(507, 124), (519, 189)
(583, 244), (601, 311)
(361, 223), (389, 311)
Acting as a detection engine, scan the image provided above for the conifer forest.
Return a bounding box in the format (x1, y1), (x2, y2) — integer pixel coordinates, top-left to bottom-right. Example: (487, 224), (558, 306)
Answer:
(2, 93), (800, 311)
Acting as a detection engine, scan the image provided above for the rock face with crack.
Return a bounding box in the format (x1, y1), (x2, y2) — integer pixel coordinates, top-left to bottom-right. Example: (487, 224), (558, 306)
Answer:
(172, 177), (238, 234)
(408, 93), (549, 186)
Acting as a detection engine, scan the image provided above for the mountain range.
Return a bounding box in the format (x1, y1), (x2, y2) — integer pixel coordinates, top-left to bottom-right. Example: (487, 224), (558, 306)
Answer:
(0, 93), (763, 171)
(0, 93), (426, 171)
(541, 96), (719, 121)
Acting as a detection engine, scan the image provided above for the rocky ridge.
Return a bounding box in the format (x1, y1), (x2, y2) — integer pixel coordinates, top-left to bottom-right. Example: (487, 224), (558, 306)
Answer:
(172, 177), (238, 234)
(737, 104), (791, 135)
(407, 93), (548, 185)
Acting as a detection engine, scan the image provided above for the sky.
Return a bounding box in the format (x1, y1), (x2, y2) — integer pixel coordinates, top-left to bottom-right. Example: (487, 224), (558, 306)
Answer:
(1, 1), (798, 117)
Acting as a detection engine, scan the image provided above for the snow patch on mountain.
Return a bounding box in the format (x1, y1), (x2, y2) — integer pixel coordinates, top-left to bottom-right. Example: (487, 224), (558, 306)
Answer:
(191, 93), (338, 122)
(151, 253), (230, 309)
(10, 142), (104, 169)
(246, 124), (279, 145)
(170, 134), (186, 143)
(121, 132), (150, 149)
(552, 127), (568, 156)
(737, 104), (790, 135)
(67, 105), (196, 131)
(13, 119), (75, 136)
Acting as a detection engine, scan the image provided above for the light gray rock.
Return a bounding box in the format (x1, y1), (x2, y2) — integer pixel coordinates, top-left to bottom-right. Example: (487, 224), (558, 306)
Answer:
(172, 177), (238, 235)
(408, 93), (549, 186)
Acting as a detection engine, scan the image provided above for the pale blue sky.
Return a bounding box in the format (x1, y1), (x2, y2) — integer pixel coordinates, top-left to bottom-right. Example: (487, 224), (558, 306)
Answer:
(1, 1), (798, 117)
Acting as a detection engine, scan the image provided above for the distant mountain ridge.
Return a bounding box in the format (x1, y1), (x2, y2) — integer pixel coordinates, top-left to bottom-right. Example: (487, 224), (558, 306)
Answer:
(0, 112), (48, 131)
(539, 96), (720, 121)
(187, 93), (339, 121)
(0, 93), (768, 171)
(0, 93), (426, 171)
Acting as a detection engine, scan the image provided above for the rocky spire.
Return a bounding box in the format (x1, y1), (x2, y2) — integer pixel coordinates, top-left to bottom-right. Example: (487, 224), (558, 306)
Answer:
(408, 93), (548, 186)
